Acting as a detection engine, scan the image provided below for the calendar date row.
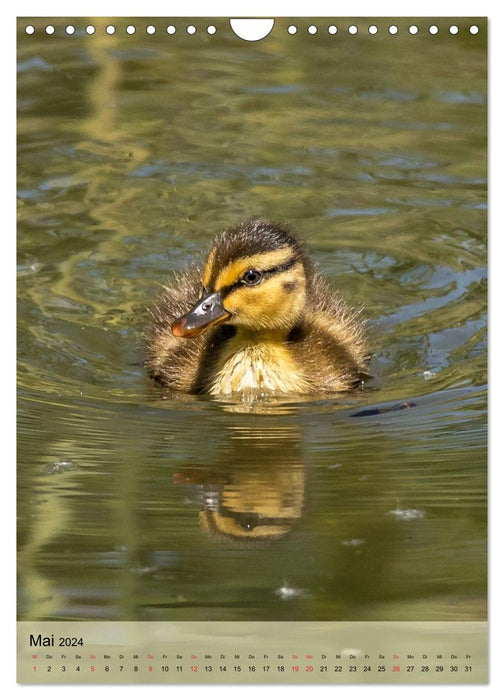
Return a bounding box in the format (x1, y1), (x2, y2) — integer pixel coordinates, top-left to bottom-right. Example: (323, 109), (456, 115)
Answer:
(34, 663), (474, 674)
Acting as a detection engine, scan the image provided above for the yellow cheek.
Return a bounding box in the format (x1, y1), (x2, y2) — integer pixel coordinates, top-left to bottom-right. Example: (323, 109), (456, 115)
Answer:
(224, 276), (306, 329)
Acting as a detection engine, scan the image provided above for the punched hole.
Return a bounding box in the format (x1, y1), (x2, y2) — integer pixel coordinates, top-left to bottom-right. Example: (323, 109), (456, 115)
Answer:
(85, 25), (95, 35)
(106, 25), (116, 34)
(187, 25), (196, 35)
(146, 25), (156, 35)
(230, 18), (274, 41)
(25, 25), (35, 34)
(287, 25), (297, 35)
(348, 25), (358, 35)
(409, 25), (419, 35)
(126, 25), (136, 35)
(167, 25), (176, 35)
(368, 25), (378, 35)
(308, 25), (317, 35)
(45, 25), (55, 35)
(429, 25), (439, 35)
(470, 25), (479, 35)
(65, 25), (75, 35)
(328, 25), (337, 35)
(207, 25), (217, 34)
(388, 25), (398, 35)
(449, 25), (459, 35)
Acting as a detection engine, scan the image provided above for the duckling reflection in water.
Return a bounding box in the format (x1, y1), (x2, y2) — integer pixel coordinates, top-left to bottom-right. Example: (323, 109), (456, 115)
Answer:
(146, 218), (370, 397)
(173, 424), (305, 543)
(175, 464), (305, 543)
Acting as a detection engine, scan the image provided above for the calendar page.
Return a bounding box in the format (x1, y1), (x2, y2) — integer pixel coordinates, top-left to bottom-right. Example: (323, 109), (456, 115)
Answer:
(16, 16), (487, 684)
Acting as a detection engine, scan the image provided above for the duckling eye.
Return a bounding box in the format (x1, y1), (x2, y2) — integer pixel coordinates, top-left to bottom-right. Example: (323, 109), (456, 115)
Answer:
(242, 269), (262, 286)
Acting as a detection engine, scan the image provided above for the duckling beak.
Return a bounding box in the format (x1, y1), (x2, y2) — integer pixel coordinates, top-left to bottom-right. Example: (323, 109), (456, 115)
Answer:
(171, 292), (231, 338)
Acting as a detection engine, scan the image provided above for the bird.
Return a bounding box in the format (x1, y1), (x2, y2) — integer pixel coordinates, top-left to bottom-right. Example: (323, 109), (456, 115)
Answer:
(146, 218), (370, 397)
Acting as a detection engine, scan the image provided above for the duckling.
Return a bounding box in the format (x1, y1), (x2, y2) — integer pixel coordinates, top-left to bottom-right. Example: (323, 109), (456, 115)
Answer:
(146, 218), (370, 396)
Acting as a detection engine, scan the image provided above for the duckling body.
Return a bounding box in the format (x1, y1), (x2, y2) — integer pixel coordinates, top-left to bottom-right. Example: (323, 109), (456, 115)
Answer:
(146, 219), (370, 396)
(210, 331), (310, 395)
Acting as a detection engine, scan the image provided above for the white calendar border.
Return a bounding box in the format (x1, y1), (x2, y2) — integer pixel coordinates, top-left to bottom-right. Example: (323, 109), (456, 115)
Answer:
(6, 0), (500, 698)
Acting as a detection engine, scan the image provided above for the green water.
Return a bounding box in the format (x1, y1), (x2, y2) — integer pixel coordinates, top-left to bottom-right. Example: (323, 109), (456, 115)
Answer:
(17, 18), (486, 622)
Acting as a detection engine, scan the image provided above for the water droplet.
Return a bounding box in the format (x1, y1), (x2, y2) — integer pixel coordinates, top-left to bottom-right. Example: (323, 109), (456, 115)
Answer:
(41, 459), (80, 475)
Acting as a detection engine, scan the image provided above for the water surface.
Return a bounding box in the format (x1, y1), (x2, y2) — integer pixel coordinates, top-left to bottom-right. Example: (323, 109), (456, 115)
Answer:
(17, 18), (486, 622)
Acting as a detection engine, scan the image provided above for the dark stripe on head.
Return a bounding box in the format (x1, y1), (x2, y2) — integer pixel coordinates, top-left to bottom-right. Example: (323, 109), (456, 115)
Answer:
(218, 253), (301, 300)
(203, 218), (305, 291)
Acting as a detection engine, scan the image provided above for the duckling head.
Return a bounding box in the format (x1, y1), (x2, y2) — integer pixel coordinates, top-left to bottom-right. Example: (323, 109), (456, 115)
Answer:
(171, 219), (310, 338)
